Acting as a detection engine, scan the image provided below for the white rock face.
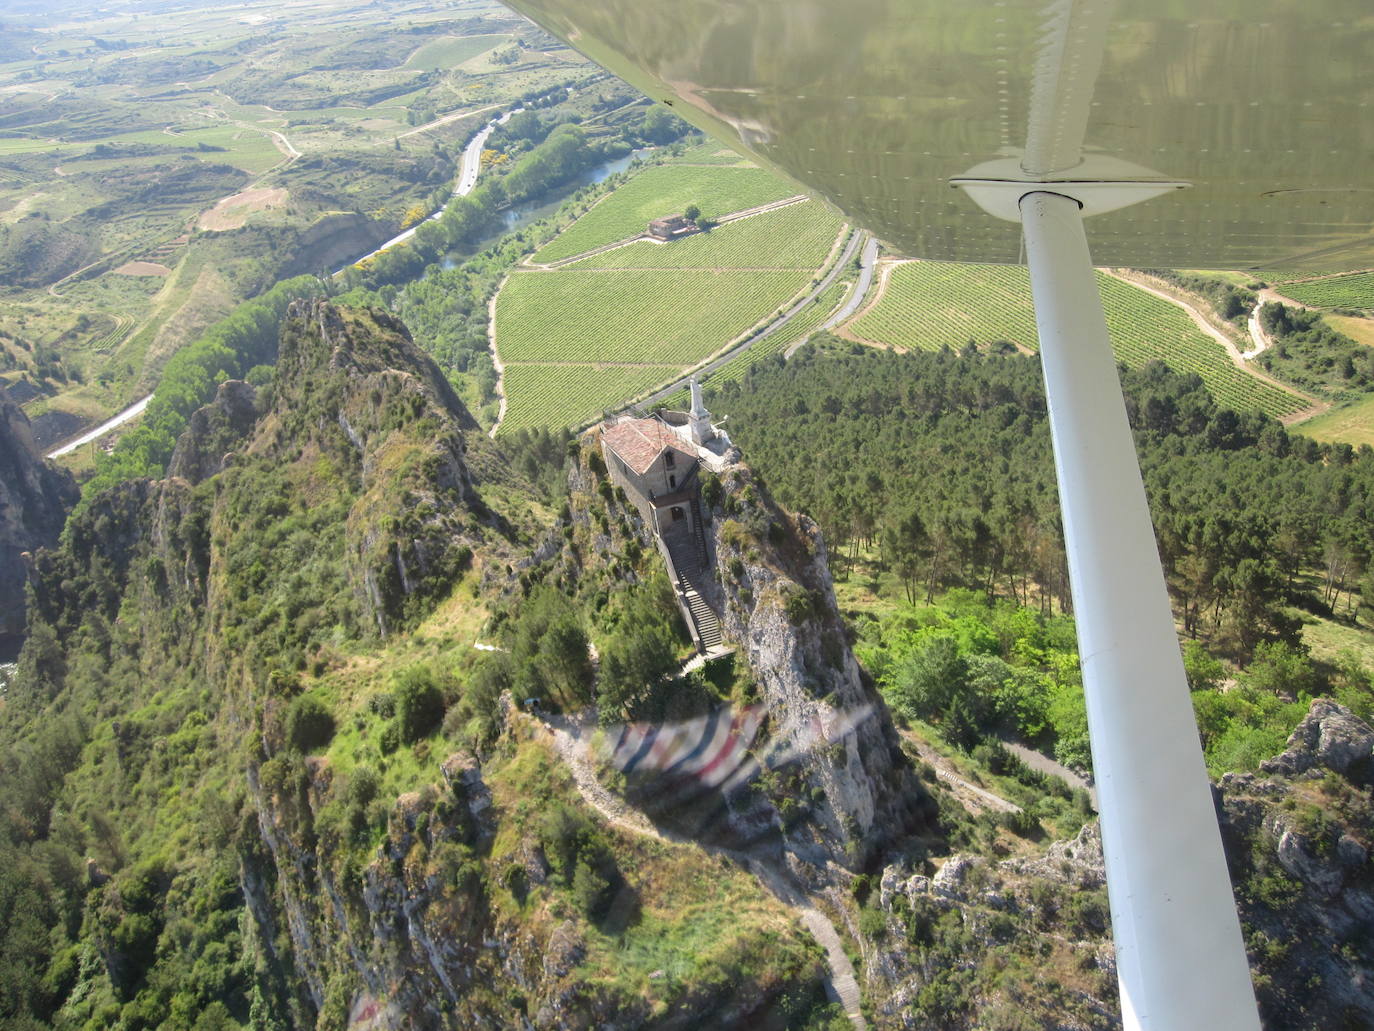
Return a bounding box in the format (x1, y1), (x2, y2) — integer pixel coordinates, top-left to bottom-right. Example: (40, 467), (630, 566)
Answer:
(701, 462), (934, 873)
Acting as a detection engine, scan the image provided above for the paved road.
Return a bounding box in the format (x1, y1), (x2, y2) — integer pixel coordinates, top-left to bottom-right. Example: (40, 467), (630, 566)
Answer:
(336, 107), (524, 275)
(49, 109), (521, 457)
(635, 228), (867, 411)
(815, 235), (879, 335)
(46, 395), (153, 459)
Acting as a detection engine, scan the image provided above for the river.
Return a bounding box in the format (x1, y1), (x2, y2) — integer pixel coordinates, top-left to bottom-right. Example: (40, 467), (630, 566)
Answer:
(336, 106), (526, 274)
(442, 147), (650, 265)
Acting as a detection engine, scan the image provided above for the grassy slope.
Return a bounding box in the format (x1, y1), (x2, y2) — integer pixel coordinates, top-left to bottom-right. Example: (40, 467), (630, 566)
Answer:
(403, 34), (512, 69)
(1292, 393), (1374, 448)
(1325, 315), (1374, 349)
(847, 261), (1304, 418)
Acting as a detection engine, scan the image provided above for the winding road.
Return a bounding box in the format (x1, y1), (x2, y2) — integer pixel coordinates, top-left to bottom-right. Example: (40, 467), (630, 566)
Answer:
(46, 395), (154, 459)
(47, 108), (522, 458)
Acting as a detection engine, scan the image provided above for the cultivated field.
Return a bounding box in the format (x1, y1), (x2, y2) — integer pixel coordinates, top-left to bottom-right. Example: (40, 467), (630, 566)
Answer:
(846, 261), (1306, 419)
(1274, 272), (1374, 312)
(496, 198), (847, 432)
(530, 164), (798, 264)
(500, 364), (672, 434)
(0, 0), (588, 445)
(404, 34), (513, 69)
(659, 278), (852, 411)
(498, 268), (812, 365)
(567, 200), (843, 271)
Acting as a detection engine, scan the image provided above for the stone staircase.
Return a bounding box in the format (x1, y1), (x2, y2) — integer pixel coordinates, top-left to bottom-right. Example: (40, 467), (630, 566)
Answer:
(683, 584), (722, 650)
(663, 522), (723, 653)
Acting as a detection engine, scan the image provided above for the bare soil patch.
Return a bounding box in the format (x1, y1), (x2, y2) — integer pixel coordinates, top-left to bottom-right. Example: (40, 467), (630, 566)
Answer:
(197, 186), (287, 231)
(114, 261), (172, 277)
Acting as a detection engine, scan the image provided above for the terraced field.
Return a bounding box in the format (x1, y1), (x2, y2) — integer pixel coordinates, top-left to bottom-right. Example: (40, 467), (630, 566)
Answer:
(530, 164), (798, 264)
(496, 200), (847, 431)
(1274, 272), (1374, 312)
(846, 261), (1305, 419)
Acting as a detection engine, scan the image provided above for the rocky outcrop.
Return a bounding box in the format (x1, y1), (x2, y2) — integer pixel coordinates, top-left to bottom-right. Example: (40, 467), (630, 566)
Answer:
(277, 212), (393, 281)
(166, 379), (260, 484)
(272, 299), (515, 635)
(856, 700), (1374, 1029)
(1217, 700), (1374, 1027)
(0, 393), (78, 654)
(1258, 697), (1373, 783)
(702, 461), (936, 876)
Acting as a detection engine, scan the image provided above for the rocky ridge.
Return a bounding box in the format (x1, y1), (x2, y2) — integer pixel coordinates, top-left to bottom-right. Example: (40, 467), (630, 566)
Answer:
(0, 392), (78, 655)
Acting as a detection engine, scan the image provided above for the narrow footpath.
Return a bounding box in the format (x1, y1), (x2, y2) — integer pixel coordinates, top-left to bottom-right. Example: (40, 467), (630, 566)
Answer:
(900, 732), (1021, 816)
(545, 711), (866, 1029)
(486, 275), (509, 438)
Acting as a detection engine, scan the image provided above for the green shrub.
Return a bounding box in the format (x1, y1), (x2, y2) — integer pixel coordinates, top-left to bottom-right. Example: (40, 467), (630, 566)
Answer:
(858, 905), (888, 941)
(572, 857), (611, 918)
(393, 665), (446, 743)
(285, 693), (336, 753)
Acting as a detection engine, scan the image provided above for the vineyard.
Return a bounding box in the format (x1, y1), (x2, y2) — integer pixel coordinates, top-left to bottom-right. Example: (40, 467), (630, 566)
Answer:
(497, 267), (811, 364)
(495, 200), (849, 431)
(530, 164), (798, 264)
(710, 280), (850, 386)
(566, 199), (844, 271)
(1274, 272), (1374, 312)
(500, 363), (671, 434)
(845, 261), (1306, 419)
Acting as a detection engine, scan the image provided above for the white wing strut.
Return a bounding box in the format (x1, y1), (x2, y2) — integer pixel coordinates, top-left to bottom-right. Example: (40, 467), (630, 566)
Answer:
(1020, 189), (1259, 1031)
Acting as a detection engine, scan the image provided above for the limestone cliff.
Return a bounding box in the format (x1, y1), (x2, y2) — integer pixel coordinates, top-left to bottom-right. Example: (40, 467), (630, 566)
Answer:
(700, 460), (937, 877)
(0, 392), (78, 655)
(13, 304), (835, 1031)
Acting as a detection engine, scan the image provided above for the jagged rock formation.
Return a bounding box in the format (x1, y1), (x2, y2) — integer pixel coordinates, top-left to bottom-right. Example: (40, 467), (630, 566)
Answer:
(1218, 699), (1374, 1027)
(165, 379), (261, 485)
(0, 392), (78, 655)
(701, 461), (936, 876)
(13, 302), (835, 1030)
